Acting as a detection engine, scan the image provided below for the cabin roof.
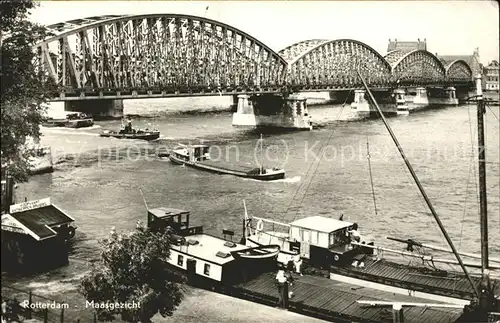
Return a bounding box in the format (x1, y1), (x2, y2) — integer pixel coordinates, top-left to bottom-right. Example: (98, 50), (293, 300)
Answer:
(290, 216), (353, 233)
(148, 207), (190, 219)
(2, 202), (74, 241)
(170, 234), (248, 265)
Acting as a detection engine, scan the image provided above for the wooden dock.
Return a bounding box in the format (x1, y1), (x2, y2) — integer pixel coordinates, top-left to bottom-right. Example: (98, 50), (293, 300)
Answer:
(330, 258), (499, 301)
(233, 272), (464, 323)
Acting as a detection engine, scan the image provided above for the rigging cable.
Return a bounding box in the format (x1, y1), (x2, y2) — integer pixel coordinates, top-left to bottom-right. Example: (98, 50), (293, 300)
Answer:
(366, 138), (378, 216)
(486, 103), (499, 121)
(279, 94), (350, 222)
(293, 101), (349, 221)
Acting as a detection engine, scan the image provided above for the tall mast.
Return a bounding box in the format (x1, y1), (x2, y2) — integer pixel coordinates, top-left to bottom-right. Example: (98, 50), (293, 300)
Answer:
(356, 70), (480, 299)
(260, 134), (263, 174)
(475, 75), (488, 272)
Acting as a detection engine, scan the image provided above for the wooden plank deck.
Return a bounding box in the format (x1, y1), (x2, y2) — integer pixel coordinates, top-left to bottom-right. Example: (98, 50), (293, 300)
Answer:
(234, 272), (464, 323)
(330, 258), (499, 301)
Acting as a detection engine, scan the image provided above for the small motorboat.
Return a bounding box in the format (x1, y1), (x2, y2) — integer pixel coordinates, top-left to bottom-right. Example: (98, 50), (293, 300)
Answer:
(42, 112), (94, 128)
(99, 129), (160, 141)
(231, 245), (281, 260)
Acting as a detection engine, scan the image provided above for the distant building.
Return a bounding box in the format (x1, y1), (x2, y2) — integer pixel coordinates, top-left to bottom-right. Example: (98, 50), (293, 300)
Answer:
(387, 38), (427, 52)
(483, 60), (499, 91)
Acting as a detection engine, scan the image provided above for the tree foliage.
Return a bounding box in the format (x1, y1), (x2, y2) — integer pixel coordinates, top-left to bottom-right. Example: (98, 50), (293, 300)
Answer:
(80, 222), (185, 322)
(1, 297), (23, 322)
(1, 0), (58, 182)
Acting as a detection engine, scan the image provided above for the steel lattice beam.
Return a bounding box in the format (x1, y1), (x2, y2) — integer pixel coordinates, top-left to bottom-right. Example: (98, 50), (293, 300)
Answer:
(444, 60), (473, 82)
(35, 15), (475, 99)
(280, 39), (393, 89)
(36, 14), (288, 99)
(391, 50), (447, 85)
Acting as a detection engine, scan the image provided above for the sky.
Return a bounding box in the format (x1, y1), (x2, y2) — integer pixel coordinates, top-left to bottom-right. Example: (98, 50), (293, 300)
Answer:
(29, 1), (499, 65)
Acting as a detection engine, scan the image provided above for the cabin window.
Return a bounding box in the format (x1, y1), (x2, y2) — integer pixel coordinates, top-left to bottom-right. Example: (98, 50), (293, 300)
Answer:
(299, 229), (304, 241)
(329, 233), (335, 246)
(177, 254), (184, 266)
(204, 263), (210, 276)
(311, 231), (319, 245)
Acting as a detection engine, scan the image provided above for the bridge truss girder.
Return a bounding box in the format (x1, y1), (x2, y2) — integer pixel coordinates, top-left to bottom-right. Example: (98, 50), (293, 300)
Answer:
(391, 50), (447, 86)
(281, 39), (394, 89)
(35, 14), (288, 97)
(445, 60), (473, 83)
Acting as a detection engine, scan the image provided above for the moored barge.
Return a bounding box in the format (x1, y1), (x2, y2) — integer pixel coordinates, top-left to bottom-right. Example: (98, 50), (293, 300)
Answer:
(242, 212), (500, 305)
(42, 112), (94, 128)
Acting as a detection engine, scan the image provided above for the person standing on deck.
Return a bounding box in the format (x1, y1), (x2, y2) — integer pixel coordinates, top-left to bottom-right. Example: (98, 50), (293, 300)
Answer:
(285, 261), (295, 303)
(126, 117), (133, 133)
(294, 257), (303, 276)
(275, 266), (287, 308)
(350, 223), (361, 243)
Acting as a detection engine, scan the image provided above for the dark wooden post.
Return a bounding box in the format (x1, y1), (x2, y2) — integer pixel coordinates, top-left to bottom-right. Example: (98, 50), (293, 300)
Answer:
(26, 291), (32, 319)
(43, 308), (49, 323)
(283, 281), (289, 309)
(94, 311), (97, 323)
(60, 307), (64, 323)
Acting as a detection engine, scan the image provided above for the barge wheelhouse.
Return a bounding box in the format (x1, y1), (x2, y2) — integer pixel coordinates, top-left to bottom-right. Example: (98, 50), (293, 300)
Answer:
(245, 215), (373, 268)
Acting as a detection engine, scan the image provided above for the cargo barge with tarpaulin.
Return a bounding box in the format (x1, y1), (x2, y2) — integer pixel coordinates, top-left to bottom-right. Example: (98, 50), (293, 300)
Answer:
(42, 112), (94, 128)
(167, 143), (285, 181)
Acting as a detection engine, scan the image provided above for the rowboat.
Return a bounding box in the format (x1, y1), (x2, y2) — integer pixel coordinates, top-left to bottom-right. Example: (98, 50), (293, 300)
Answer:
(231, 245), (280, 260)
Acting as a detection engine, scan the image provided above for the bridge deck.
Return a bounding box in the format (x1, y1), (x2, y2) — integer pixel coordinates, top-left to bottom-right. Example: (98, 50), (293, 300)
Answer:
(233, 272), (464, 322)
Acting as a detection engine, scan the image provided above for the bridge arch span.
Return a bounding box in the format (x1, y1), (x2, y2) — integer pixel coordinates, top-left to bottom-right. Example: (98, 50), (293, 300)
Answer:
(444, 60), (472, 82)
(36, 14), (288, 95)
(279, 39), (393, 88)
(391, 50), (446, 85)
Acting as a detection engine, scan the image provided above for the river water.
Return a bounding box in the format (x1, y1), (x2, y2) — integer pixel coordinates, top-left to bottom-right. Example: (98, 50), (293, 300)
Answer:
(17, 97), (500, 269)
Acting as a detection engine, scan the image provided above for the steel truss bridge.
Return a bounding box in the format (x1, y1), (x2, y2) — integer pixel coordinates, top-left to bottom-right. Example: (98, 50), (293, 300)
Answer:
(35, 14), (474, 100)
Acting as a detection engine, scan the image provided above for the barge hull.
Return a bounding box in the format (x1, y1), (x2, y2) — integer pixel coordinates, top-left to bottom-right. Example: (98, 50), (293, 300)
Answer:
(169, 155), (285, 180)
(329, 258), (498, 302)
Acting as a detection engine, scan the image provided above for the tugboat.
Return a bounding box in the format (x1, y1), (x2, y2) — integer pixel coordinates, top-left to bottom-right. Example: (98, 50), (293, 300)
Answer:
(42, 112), (94, 128)
(100, 117), (160, 141)
(167, 135), (285, 181)
(146, 206), (280, 288)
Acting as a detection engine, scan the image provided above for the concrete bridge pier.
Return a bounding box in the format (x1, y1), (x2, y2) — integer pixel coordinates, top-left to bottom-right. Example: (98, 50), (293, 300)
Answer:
(232, 94), (312, 130)
(64, 99), (124, 120)
(412, 87), (429, 105)
(350, 89), (404, 118)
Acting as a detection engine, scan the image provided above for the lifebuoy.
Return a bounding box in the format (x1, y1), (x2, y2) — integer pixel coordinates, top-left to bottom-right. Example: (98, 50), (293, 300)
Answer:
(256, 219), (264, 232)
(67, 227), (76, 239)
(334, 254), (340, 262)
